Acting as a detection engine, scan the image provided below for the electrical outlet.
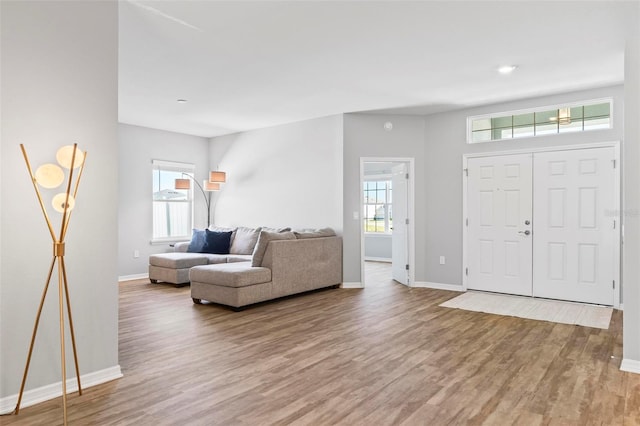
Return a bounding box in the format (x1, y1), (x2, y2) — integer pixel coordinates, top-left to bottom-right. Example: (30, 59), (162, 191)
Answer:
(439, 256), (445, 265)
(134, 250), (140, 258)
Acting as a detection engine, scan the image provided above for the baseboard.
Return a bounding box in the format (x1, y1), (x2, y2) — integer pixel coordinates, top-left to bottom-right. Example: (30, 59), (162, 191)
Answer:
(118, 273), (149, 282)
(364, 257), (392, 263)
(620, 359), (640, 374)
(341, 282), (364, 289)
(0, 365), (123, 414)
(412, 281), (465, 292)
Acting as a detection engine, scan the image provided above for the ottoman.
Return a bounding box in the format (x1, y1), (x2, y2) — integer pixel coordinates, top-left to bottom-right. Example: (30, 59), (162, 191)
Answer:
(190, 263), (272, 309)
(149, 253), (212, 287)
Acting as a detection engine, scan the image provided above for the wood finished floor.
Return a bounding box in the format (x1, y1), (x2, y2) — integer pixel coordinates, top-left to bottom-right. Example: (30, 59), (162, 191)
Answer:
(4, 261), (639, 425)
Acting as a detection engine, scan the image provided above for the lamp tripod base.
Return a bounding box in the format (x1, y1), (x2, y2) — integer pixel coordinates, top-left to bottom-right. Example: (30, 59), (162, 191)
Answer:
(13, 252), (82, 426)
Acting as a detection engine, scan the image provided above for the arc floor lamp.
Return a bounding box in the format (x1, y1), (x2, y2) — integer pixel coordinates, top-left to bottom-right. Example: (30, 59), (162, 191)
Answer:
(174, 170), (226, 227)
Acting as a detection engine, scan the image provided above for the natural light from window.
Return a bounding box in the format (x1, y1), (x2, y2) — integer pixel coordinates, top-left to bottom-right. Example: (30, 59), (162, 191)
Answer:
(363, 180), (392, 233)
(468, 99), (612, 144)
(152, 160), (194, 242)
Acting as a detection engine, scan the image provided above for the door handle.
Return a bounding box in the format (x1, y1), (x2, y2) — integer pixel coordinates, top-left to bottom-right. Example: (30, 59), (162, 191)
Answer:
(518, 230), (531, 236)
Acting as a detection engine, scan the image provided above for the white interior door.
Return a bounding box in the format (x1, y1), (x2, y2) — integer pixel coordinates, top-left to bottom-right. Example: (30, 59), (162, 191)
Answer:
(467, 154), (533, 296)
(391, 163), (409, 285)
(532, 147), (616, 305)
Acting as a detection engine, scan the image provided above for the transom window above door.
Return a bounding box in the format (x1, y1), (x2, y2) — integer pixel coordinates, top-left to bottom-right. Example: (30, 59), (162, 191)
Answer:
(467, 99), (612, 143)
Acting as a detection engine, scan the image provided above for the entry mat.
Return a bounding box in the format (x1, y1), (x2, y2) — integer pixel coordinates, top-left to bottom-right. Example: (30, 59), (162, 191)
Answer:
(439, 291), (613, 330)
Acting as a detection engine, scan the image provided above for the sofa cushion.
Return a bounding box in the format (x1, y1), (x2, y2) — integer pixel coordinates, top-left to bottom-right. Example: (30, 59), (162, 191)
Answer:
(227, 255), (253, 263)
(251, 231), (296, 267)
(230, 227), (262, 255)
(187, 229), (206, 252)
(261, 226), (292, 233)
(149, 253), (209, 269)
(190, 263), (271, 288)
(174, 241), (190, 252)
(293, 227), (337, 239)
(201, 254), (230, 264)
(202, 230), (233, 254)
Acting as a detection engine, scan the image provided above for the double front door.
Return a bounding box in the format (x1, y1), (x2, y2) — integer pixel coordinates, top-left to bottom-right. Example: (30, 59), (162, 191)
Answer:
(466, 147), (617, 306)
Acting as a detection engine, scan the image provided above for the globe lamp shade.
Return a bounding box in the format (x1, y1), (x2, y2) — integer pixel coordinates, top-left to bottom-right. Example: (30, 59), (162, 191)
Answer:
(56, 145), (85, 169)
(52, 193), (76, 213)
(35, 164), (65, 189)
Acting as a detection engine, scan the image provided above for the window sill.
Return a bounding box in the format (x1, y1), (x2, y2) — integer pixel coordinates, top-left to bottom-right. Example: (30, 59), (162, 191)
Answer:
(364, 232), (392, 237)
(150, 238), (190, 246)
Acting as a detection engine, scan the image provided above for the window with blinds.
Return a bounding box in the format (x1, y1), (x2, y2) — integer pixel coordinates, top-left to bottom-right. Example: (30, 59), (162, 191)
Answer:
(151, 160), (194, 242)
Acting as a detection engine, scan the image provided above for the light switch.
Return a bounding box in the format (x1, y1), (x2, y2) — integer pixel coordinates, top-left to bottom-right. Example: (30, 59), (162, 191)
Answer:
(439, 256), (445, 265)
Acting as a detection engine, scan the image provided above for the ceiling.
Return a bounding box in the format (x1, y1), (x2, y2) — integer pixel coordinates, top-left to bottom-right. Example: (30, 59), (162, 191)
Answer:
(119, 1), (634, 138)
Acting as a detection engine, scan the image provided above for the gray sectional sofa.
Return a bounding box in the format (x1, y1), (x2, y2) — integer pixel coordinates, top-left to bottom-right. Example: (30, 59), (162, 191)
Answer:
(148, 226), (261, 287)
(148, 227), (343, 309)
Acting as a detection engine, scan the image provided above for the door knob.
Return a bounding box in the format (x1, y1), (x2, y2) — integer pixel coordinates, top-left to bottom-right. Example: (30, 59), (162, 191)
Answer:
(524, 220), (530, 225)
(518, 230), (531, 236)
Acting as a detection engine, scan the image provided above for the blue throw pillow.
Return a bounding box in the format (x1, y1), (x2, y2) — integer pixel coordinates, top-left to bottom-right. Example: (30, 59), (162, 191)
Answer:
(201, 230), (233, 254)
(187, 229), (206, 253)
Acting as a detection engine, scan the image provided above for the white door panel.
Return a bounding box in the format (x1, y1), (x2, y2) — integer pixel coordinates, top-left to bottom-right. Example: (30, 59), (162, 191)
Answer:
(467, 154), (533, 296)
(532, 147), (616, 305)
(392, 163), (409, 285)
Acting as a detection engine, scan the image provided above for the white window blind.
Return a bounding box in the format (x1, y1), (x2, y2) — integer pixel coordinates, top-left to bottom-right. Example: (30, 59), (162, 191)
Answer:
(151, 160), (194, 242)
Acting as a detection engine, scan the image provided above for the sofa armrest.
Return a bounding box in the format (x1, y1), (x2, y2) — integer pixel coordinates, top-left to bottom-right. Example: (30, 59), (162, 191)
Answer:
(174, 241), (190, 252)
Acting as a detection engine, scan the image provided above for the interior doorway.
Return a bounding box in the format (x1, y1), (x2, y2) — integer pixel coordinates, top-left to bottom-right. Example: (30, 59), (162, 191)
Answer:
(360, 158), (415, 287)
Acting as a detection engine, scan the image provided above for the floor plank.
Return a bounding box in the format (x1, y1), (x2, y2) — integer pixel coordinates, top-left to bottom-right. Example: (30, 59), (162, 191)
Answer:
(2, 261), (637, 425)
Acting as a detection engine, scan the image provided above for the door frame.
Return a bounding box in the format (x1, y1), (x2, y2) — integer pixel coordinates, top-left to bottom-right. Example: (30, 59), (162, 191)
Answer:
(462, 141), (621, 308)
(360, 157), (415, 287)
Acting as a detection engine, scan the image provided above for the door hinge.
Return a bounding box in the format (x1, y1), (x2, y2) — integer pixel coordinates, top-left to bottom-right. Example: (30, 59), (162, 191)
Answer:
(465, 267), (468, 276)
(613, 280), (615, 289)
(613, 219), (616, 229)
(464, 168), (468, 176)
(466, 218), (468, 226)
(406, 264), (410, 271)
(406, 173), (409, 179)
(612, 159), (617, 168)
(405, 218), (409, 225)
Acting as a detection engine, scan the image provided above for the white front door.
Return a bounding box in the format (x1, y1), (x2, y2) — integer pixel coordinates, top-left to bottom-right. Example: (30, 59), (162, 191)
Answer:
(391, 163), (409, 285)
(532, 147), (616, 305)
(467, 154), (533, 296)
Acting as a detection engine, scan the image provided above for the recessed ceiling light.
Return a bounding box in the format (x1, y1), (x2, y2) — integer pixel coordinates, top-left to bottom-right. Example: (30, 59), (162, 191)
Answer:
(497, 65), (517, 75)
(177, 99), (188, 103)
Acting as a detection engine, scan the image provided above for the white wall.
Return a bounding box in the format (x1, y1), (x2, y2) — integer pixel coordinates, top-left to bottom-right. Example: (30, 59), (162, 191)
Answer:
(118, 124), (210, 278)
(622, 4), (640, 371)
(422, 85), (625, 288)
(209, 115), (343, 231)
(364, 234), (392, 261)
(1, 0), (119, 401)
(343, 114), (426, 284)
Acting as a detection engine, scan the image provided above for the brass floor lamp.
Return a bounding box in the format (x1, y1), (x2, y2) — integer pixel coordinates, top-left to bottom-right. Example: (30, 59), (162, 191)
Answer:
(13, 143), (86, 426)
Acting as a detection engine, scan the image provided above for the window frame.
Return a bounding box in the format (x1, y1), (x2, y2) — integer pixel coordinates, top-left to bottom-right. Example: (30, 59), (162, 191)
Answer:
(151, 159), (195, 244)
(363, 177), (393, 234)
(467, 98), (613, 144)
